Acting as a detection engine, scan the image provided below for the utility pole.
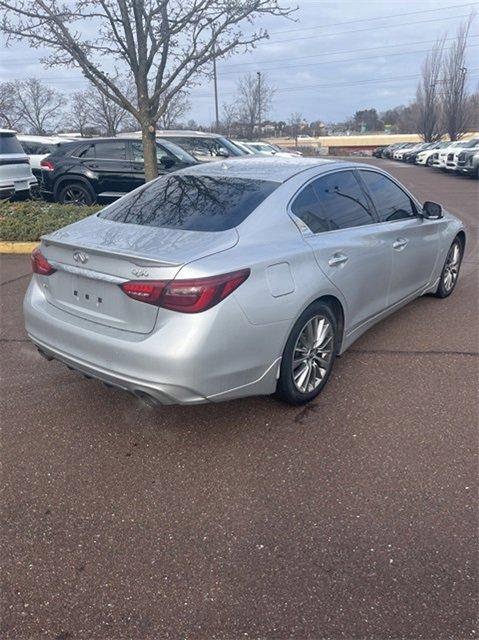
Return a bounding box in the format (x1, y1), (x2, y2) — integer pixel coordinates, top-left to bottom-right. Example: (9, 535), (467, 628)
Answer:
(257, 71), (262, 139)
(213, 47), (220, 132)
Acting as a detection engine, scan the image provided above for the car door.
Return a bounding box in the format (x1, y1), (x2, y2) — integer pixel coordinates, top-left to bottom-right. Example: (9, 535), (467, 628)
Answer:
(290, 169), (392, 332)
(129, 140), (175, 188)
(358, 169), (439, 305)
(89, 140), (133, 195)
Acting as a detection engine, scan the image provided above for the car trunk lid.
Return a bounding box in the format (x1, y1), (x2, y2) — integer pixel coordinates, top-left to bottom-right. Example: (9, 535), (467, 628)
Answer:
(40, 214), (238, 334)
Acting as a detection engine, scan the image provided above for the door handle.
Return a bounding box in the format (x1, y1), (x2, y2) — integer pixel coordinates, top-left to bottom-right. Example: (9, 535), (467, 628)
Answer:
(86, 162), (98, 169)
(393, 238), (408, 251)
(328, 252), (349, 267)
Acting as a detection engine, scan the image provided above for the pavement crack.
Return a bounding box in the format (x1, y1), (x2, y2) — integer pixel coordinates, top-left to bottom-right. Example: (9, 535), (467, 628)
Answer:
(0, 273), (30, 287)
(0, 338), (29, 343)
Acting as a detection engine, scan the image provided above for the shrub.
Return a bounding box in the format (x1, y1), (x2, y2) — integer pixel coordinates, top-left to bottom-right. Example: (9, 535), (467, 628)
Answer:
(0, 200), (102, 242)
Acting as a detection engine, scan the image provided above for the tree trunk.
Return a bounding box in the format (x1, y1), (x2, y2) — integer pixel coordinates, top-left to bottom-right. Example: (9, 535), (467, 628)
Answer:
(142, 121), (158, 182)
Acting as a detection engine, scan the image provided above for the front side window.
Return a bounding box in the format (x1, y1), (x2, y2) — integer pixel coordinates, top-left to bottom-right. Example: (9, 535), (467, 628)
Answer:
(99, 174), (279, 231)
(360, 171), (416, 222)
(167, 136), (242, 159)
(94, 141), (127, 160)
(291, 170), (375, 233)
(131, 141), (173, 163)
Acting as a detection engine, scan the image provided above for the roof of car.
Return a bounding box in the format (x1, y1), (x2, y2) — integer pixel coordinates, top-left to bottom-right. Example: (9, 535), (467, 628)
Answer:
(119, 130), (229, 139)
(17, 134), (68, 144)
(179, 156), (342, 182)
(0, 129), (16, 135)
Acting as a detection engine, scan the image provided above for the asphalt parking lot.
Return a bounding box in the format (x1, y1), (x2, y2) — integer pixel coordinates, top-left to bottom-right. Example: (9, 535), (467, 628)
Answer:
(1, 159), (478, 640)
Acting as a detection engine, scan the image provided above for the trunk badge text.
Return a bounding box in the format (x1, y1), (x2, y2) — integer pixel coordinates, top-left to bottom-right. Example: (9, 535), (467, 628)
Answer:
(73, 250), (89, 264)
(132, 268), (149, 277)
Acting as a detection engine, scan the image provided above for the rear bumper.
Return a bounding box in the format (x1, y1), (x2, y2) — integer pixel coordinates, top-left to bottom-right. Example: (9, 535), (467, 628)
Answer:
(24, 276), (286, 405)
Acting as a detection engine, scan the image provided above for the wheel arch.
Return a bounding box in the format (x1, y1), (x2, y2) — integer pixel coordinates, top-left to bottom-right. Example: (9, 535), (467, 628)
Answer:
(456, 230), (466, 252)
(53, 175), (96, 202)
(314, 294), (345, 352)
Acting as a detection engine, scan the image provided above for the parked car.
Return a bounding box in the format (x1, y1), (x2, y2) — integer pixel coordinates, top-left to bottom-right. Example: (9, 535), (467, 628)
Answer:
(25, 157), (465, 406)
(446, 138), (479, 171)
(121, 130), (247, 162)
(381, 143), (406, 159)
(402, 143), (435, 164)
(433, 140), (472, 170)
(241, 141), (302, 158)
(372, 147), (386, 158)
(0, 129), (37, 200)
(40, 137), (197, 205)
(18, 135), (71, 179)
(456, 149), (479, 177)
(232, 140), (256, 154)
(393, 143), (416, 160)
(415, 141), (449, 166)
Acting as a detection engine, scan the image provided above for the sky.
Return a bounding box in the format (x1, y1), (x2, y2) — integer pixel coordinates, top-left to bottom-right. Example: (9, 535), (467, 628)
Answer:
(1, 0), (478, 126)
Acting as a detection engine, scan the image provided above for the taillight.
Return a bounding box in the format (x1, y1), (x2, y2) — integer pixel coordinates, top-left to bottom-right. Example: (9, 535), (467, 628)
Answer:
(31, 248), (56, 276)
(40, 158), (55, 171)
(120, 269), (250, 313)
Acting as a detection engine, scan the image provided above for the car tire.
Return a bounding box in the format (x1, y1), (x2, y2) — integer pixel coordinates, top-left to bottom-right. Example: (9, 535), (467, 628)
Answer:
(58, 182), (95, 206)
(434, 237), (463, 298)
(276, 301), (338, 406)
(426, 156), (433, 166)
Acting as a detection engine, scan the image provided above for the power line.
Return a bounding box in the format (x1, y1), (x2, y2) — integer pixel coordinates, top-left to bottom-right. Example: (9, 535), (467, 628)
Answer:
(267, 1), (479, 36)
(252, 12), (477, 47)
(190, 68), (479, 99)
(218, 42), (479, 77)
(13, 41), (478, 84)
(221, 35), (479, 70)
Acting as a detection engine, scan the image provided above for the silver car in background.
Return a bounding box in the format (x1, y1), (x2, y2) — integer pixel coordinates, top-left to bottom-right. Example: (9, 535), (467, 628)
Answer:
(24, 157), (465, 406)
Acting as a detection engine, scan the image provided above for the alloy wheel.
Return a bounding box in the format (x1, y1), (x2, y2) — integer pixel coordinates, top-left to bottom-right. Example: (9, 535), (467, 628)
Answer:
(443, 242), (461, 292)
(292, 314), (334, 393)
(62, 186), (88, 205)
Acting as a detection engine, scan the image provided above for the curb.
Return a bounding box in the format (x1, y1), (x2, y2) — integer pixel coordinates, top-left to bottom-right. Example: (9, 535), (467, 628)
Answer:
(0, 242), (38, 254)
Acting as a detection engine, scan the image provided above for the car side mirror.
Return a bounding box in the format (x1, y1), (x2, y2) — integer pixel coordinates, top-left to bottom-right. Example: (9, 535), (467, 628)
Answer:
(160, 156), (175, 170)
(422, 201), (443, 219)
(216, 149), (229, 158)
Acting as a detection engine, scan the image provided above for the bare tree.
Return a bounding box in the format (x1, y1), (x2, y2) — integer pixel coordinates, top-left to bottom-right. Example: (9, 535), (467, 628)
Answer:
(68, 90), (91, 137)
(236, 72), (275, 139)
(288, 111), (303, 146)
(415, 36), (445, 142)
(158, 92), (191, 130)
(0, 1), (293, 180)
(9, 78), (63, 134)
(85, 85), (132, 136)
(440, 14), (475, 141)
(221, 102), (239, 137)
(0, 81), (21, 128)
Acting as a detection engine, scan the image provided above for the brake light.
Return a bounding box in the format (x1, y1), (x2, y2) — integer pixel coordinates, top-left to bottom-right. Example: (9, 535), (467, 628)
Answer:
(120, 269), (250, 313)
(40, 158), (55, 171)
(31, 248), (56, 276)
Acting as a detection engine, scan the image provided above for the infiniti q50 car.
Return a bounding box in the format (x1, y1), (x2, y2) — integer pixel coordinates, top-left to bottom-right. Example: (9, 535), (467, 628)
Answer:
(24, 157), (465, 406)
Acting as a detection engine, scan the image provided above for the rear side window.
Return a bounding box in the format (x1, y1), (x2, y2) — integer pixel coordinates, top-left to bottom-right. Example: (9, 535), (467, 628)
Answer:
(99, 174), (279, 231)
(360, 171), (416, 222)
(94, 141), (127, 159)
(291, 170), (375, 233)
(0, 134), (24, 155)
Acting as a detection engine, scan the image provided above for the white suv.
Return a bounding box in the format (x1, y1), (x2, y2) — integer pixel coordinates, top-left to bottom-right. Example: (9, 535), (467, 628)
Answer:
(17, 135), (70, 179)
(0, 130), (37, 200)
(416, 141), (449, 166)
(434, 139), (479, 170)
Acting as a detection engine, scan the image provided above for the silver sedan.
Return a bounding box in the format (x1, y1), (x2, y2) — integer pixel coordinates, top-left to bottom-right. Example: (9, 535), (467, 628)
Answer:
(24, 157), (465, 405)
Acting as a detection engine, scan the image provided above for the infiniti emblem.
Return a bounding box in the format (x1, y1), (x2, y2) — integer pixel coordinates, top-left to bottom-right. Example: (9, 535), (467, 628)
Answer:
(73, 250), (88, 264)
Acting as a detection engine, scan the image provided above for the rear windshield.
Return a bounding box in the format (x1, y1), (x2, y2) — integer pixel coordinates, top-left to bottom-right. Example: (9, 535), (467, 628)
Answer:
(99, 174), (278, 231)
(0, 134), (24, 155)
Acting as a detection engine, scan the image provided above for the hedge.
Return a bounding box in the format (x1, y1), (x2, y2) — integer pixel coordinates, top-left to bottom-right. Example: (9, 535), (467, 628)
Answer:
(0, 200), (102, 242)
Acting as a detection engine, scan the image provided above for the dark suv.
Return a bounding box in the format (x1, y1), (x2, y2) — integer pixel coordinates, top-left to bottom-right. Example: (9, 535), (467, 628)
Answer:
(40, 137), (197, 205)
